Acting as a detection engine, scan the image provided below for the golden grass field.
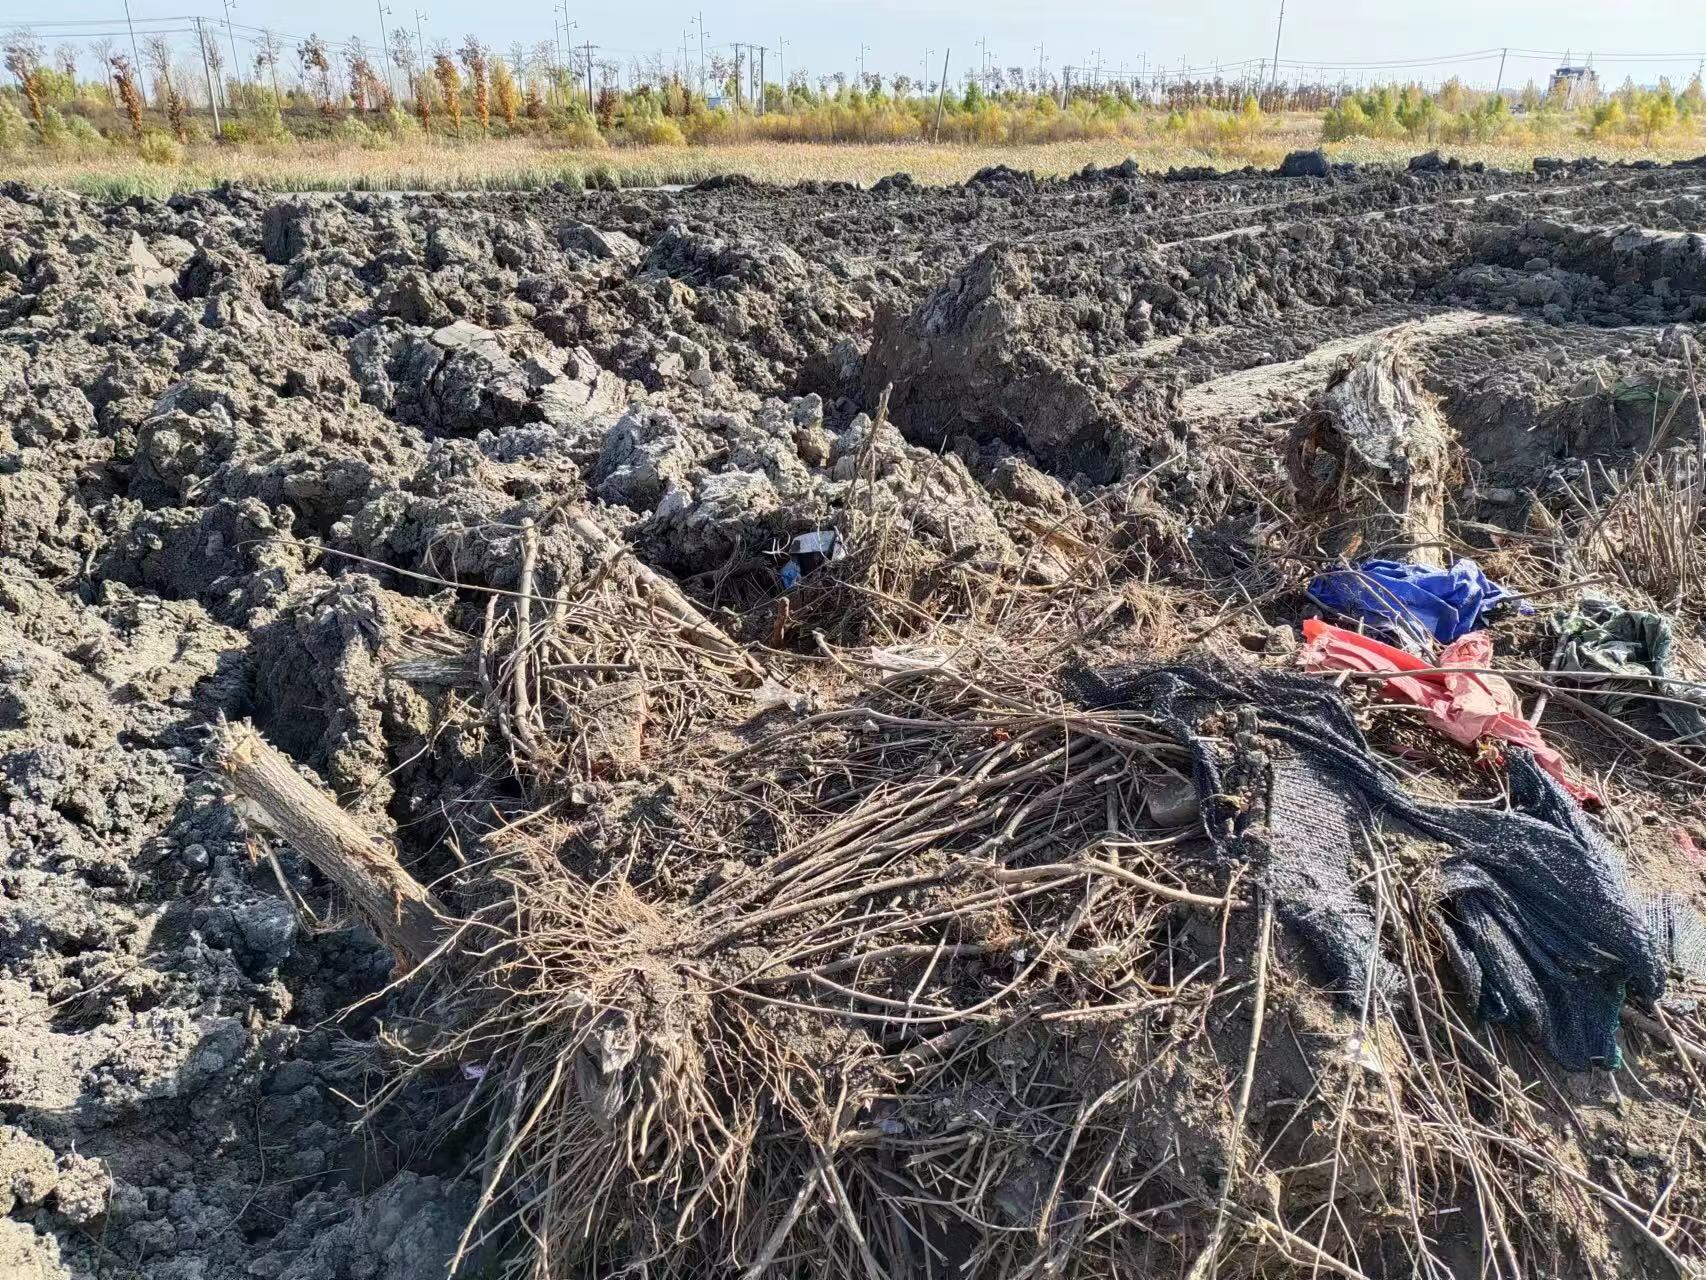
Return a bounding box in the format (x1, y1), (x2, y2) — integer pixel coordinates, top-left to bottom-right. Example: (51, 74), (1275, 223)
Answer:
(10, 114), (1704, 196)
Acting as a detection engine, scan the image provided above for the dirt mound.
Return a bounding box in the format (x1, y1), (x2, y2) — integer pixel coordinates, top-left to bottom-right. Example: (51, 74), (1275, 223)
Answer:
(4, 160), (1706, 1278)
(864, 244), (1148, 479)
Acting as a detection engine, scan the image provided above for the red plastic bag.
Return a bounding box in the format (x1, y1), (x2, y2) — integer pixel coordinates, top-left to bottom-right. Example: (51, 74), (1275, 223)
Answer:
(1299, 619), (1597, 804)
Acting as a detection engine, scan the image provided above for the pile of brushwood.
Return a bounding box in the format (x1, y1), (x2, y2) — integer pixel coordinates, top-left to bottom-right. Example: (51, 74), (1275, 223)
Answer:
(212, 495), (1706, 1280)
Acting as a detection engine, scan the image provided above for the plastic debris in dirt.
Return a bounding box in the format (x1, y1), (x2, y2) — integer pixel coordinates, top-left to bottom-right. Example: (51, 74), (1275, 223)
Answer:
(1308, 557), (1527, 649)
(1550, 595), (1706, 743)
(1299, 618), (1596, 804)
(777, 529), (846, 589)
(1067, 661), (1661, 1070)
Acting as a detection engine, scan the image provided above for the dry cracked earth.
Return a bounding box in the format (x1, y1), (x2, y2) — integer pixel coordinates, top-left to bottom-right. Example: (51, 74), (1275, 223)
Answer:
(4, 151), (1706, 1277)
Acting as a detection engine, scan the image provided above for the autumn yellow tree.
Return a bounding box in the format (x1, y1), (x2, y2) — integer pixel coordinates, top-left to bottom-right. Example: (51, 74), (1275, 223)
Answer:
(491, 56), (519, 127)
(459, 38), (488, 130)
(433, 52), (461, 132)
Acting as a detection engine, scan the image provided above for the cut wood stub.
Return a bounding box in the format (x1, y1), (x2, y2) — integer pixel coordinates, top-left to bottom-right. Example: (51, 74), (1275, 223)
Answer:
(211, 721), (449, 971)
(1285, 338), (1455, 568)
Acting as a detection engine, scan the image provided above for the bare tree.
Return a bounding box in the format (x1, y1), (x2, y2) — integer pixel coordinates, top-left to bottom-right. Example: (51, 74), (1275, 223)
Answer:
(54, 42), (78, 80)
(528, 39), (553, 94)
(252, 29), (283, 103)
(387, 26), (416, 90)
(90, 37), (117, 104)
(142, 34), (186, 137)
(297, 33), (332, 110)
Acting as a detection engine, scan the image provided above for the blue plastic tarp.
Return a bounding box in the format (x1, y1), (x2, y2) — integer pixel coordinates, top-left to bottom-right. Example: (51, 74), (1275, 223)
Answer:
(1308, 558), (1526, 646)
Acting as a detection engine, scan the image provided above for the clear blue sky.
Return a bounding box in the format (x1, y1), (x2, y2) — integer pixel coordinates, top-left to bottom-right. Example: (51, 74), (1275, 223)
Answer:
(19, 0), (1706, 89)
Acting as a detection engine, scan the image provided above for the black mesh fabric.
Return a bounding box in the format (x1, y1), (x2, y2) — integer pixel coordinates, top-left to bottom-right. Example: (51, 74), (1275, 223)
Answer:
(1066, 662), (1668, 1070)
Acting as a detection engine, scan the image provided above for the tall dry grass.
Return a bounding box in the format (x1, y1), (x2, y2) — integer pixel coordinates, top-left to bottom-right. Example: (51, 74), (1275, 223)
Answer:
(7, 118), (1706, 197)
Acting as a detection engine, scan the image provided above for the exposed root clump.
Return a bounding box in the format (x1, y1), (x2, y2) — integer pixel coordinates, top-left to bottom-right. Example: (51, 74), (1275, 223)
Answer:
(334, 653), (1706, 1280)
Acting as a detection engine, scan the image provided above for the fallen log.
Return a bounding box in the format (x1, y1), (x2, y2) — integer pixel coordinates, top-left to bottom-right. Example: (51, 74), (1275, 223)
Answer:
(1286, 337), (1455, 567)
(211, 722), (447, 970)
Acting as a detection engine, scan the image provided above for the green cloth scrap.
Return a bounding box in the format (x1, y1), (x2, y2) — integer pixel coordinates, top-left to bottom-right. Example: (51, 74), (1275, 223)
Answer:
(1550, 596), (1706, 743)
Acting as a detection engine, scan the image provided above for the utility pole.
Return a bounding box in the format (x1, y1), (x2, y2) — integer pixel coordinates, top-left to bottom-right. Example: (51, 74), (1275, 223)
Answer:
(374, 0), (394, 99)
(777, 36), (786, 101)
(730, 43), (742, 109)
(121, 0), (143, 101)
(194, 18), (223, 135)
(859, 43), (869, 86)
(556, 1), (575, 102)
(1495, 47), (1507, 94)
(414, 9), (427, 83)
(922, 47), (932, 94)
(562, 22), (578, 101)
(757, 45), (765, 113)
(976, 35), (989, 87)
(220, 0), (240, 100)
(1035, 42), (1044, 93)
(551, 12), (562, 102)
(932, 47), (949, 140)
(695, 11), (706, 97)
(581, 41), (596, 105)
(1269, 0), (1285, 89)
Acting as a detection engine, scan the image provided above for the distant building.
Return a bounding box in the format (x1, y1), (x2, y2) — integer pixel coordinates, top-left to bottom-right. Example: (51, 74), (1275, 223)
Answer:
(1550, 64), (1600, 106)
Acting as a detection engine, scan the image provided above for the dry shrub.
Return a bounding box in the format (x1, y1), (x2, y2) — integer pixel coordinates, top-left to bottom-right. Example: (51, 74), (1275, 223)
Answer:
(386, 647), (1706, 1280)
(1556, 343), (1706, 612)
(418, 659), (1218, 1276)
(1583, 448), (1706, 612)
(138, 129), (183, 165)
